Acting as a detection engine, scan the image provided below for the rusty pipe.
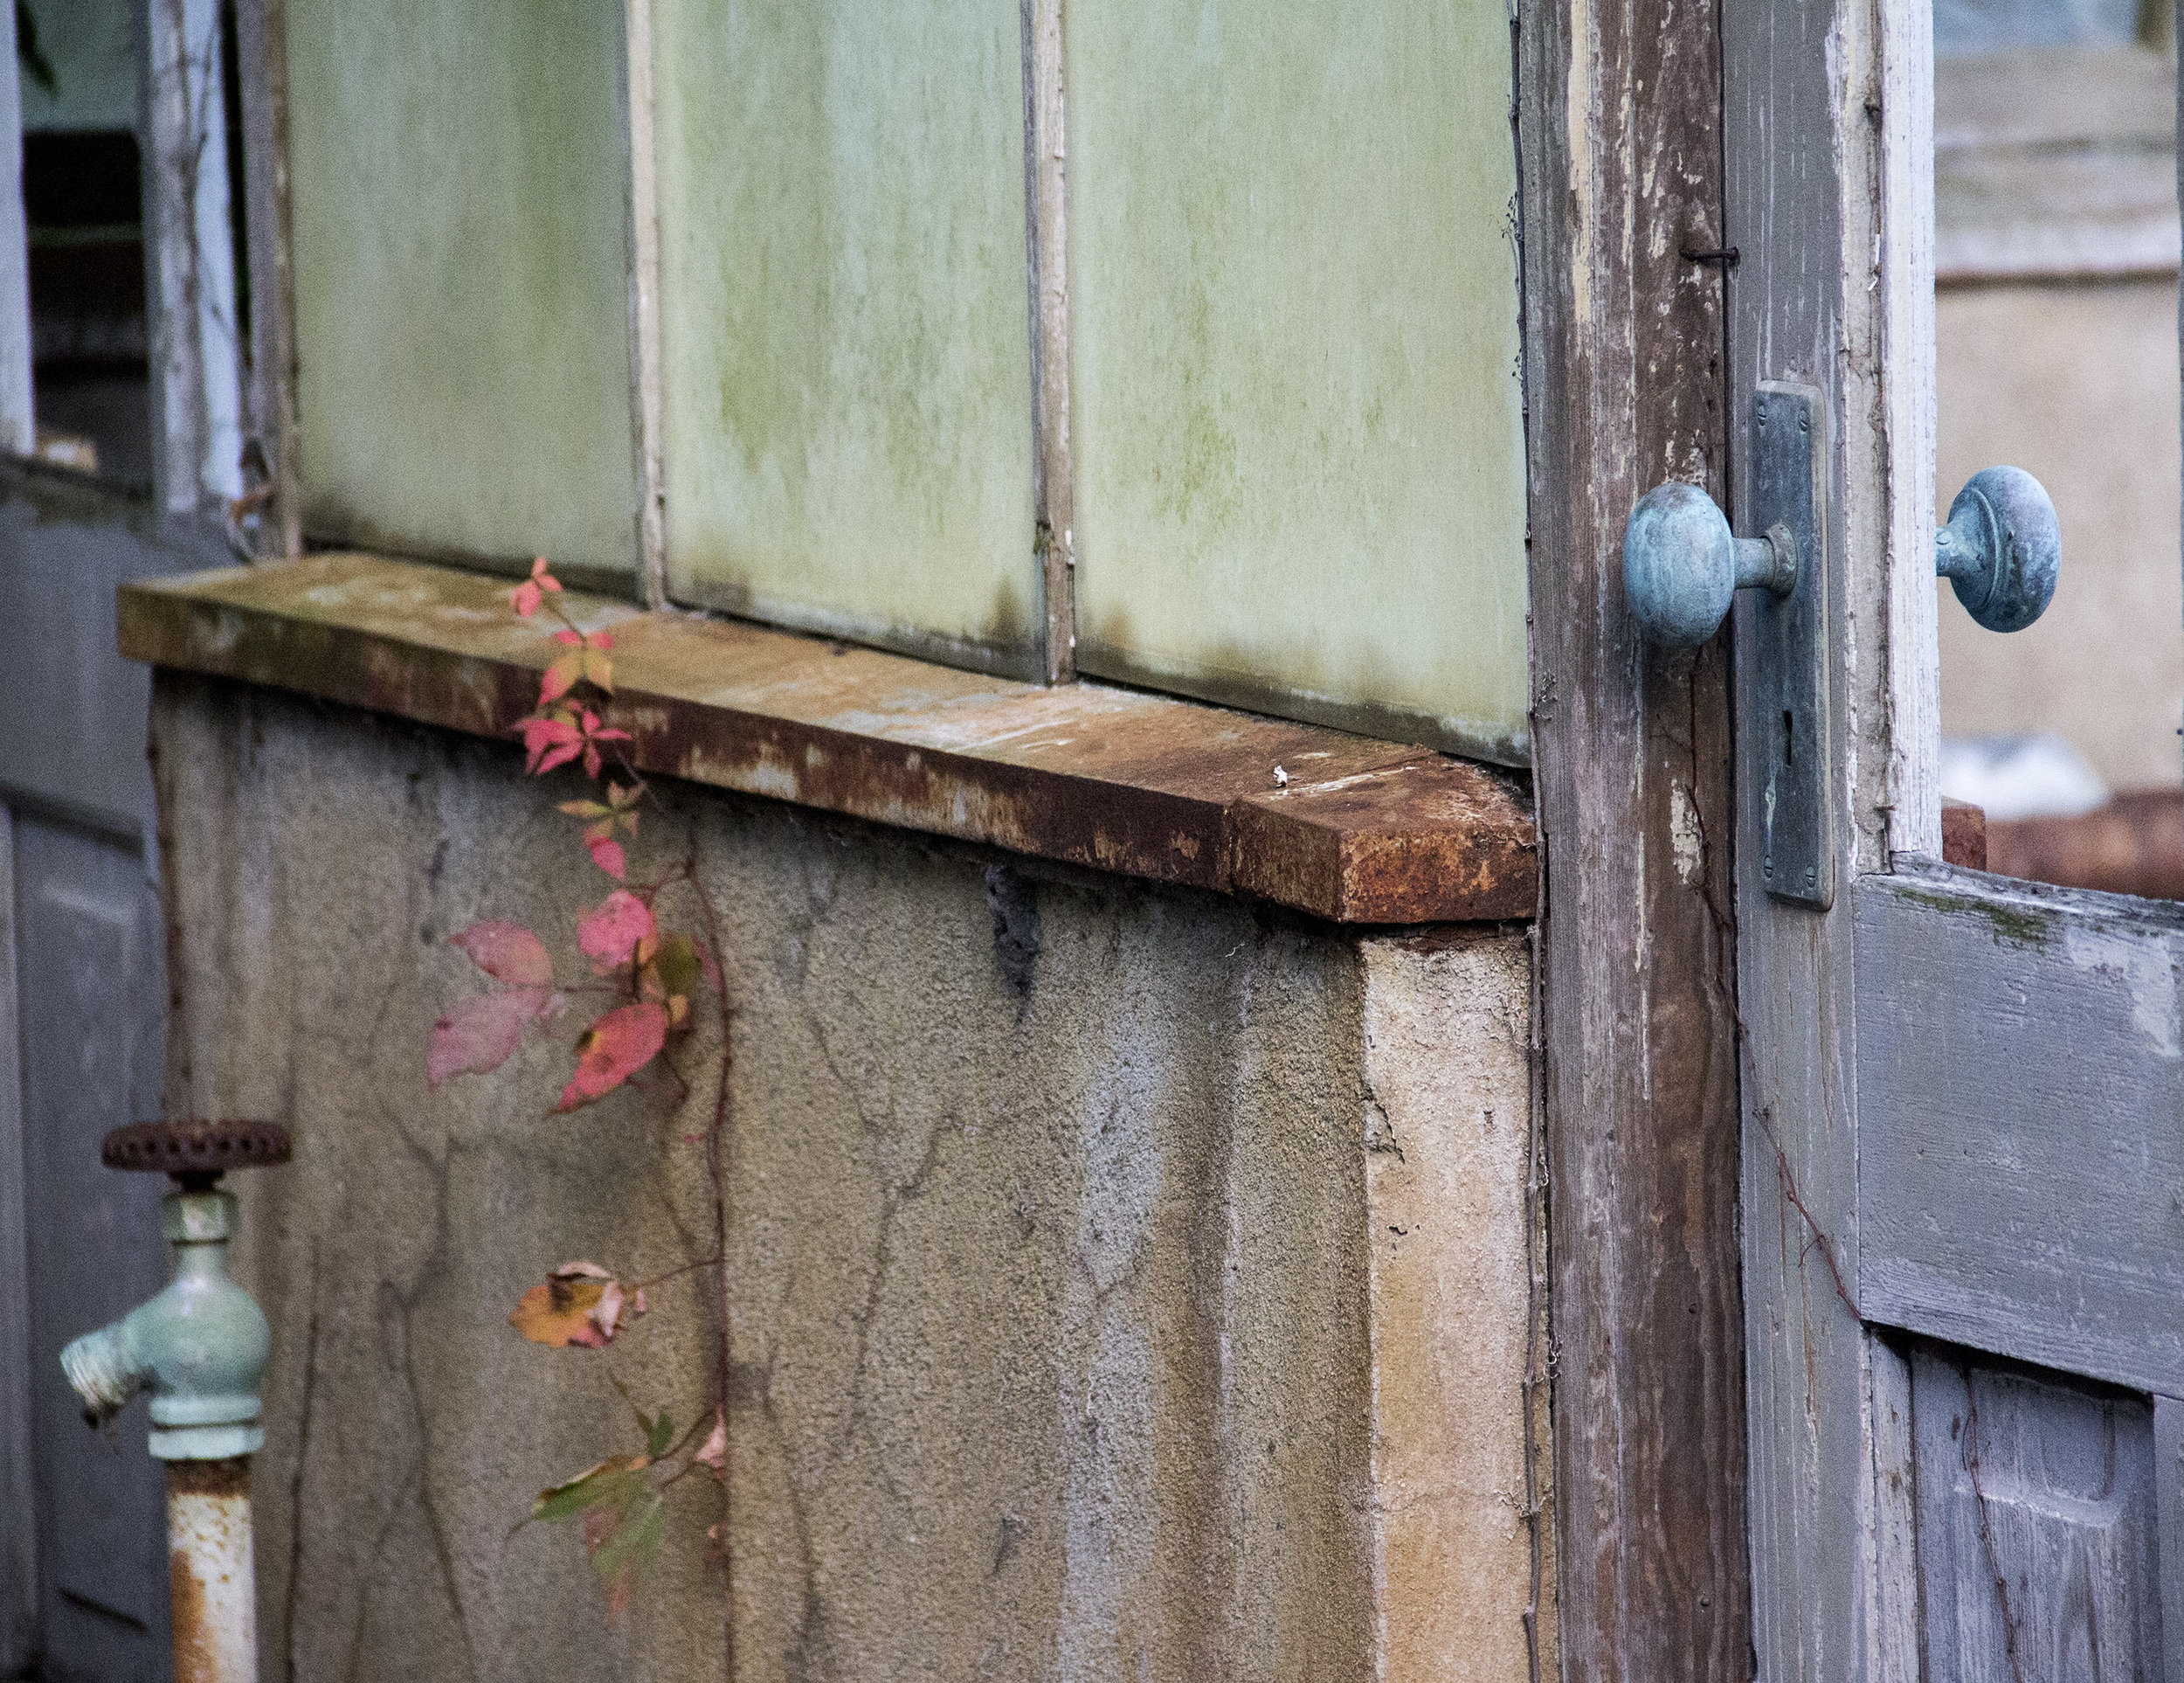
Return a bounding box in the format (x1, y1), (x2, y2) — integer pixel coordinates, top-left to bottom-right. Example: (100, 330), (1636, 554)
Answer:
(166, 1458), (257, 1683)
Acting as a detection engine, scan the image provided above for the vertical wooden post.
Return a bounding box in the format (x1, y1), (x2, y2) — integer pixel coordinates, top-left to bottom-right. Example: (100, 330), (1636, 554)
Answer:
(234, 0), (302, 558)
(1517, 0), (1751, 1676)
(0, 0), (33, 458)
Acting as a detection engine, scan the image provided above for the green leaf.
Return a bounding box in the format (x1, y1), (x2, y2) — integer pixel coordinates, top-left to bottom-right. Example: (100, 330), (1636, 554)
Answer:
(648, 933), (702, 1002)
(646, 1410), (674, 1460)
(591, 1491), (665, 1614)
(531, 1454), (647, 1525)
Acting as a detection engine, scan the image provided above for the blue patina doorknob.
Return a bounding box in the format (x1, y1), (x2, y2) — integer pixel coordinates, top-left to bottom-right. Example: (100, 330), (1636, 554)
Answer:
(1622, 466), (2059, 647)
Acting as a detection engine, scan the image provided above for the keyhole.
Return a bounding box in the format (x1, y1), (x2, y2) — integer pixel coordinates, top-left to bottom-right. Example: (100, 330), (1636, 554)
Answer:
(1782, 709), (1795, 767)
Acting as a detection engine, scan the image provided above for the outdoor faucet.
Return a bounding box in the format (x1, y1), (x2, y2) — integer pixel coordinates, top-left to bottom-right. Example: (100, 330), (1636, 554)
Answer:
(59, 1119), (290, 1683)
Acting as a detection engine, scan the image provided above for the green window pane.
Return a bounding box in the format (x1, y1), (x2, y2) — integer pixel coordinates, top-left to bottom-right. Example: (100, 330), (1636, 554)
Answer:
(286, 0), (639, 581)
(1065, 0), (1529, 762)
(655, 0), (1040, 675)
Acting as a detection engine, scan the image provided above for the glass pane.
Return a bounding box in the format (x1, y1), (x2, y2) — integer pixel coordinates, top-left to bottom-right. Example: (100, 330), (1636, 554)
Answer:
(18, 0), (151, 488)
(1063, 0), (1528, 762)
(655, 0), (1040, 674)
(285, 0), (639, 579)
(1930, 3), (2184, 896)
(1935, 0), (2143, 56)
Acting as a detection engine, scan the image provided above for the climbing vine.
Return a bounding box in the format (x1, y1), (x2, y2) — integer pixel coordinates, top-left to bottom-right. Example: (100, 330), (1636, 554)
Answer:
(427, 558), (730, 1617)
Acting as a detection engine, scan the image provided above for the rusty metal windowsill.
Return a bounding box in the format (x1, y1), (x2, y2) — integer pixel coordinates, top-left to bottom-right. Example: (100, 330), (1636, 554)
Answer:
(117, 553), (1536, 925)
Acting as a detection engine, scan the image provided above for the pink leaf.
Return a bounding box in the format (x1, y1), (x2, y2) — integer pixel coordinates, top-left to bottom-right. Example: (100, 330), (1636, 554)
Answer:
(589, 836), (627, 880)
(428, 987), (552, 1087)
(512, 579), (542, 617)
(451, 922), (553, 987)
(577, 890), (654, 971)
(695, 1408), (726, 1474)
(520, 716), (581, 774)
(555, 1001), (670, 1111)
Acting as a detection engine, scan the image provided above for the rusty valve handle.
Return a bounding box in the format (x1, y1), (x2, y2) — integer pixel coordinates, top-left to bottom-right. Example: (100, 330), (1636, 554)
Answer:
(100, 1118), (291, 1188)
(1623, 465), (2059, 647)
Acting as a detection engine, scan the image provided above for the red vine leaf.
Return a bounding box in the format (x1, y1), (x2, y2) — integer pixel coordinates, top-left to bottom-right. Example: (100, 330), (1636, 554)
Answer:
(519, 714), (583, 775)
(578, 890), (655, 971)
(510, 557), (562, 618)
(450, 921), (553, 987)
(589, 836), (627, 880)
(509, 1261), (624, 1347)
(556, 1001), (670, 1111)
(428, 987), (553, 1087)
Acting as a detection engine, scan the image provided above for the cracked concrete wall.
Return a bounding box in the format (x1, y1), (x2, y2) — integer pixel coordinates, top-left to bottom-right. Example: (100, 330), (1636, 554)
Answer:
(149, 674), (1542, 1683)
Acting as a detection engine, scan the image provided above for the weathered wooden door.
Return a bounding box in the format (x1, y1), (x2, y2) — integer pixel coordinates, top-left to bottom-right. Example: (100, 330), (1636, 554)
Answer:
(0, 0), (253, 1676)
(1723, 1), (2184, 1679)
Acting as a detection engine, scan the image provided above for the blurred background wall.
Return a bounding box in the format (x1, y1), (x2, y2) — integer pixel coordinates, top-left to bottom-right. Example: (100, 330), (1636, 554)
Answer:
(1933, 0), (2182, 809)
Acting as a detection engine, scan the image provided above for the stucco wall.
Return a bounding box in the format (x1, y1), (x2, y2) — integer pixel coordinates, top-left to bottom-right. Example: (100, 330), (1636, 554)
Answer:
(149, 673), (1540, 1683)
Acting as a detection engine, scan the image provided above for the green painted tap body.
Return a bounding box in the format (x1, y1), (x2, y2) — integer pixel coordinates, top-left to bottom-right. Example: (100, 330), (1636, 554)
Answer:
(59, 1189), (268, 1460)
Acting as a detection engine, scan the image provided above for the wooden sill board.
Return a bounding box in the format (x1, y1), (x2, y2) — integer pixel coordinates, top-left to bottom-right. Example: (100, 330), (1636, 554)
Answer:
(119, 554), (1536, 925)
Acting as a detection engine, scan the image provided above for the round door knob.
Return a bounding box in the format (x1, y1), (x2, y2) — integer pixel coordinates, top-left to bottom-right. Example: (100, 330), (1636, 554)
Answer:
(1622, 465), (2060, 647)
(1935, 465), (2058, 634)
(1622, 481), (1796, 648)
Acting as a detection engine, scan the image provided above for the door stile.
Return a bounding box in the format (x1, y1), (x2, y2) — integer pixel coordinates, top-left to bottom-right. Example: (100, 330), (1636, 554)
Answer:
(1724, 0), (1936, 1680)
(233, 0), (304, 559)
(2158, 1398), (2184, 1683)
(1517, 0), (1749, 1677)
(0, 809), (32, 1675)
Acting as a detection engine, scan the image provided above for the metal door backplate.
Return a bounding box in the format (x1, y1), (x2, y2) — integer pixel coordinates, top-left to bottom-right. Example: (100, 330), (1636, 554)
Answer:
(1749, 382), (1832, 910)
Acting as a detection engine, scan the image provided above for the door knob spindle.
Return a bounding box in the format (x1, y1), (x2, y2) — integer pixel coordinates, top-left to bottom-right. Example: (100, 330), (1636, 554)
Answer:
(1622, 464), (2059, 647)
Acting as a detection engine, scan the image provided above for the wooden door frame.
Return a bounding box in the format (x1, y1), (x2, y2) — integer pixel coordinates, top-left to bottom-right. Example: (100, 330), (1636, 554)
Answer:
(1523, 0), (1952, 1673)
(1517, 0), (1751, 1675)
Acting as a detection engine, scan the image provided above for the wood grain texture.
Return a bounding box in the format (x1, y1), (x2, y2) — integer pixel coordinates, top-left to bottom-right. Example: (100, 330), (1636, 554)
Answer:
(0, 812), (35, 1675)
(144, 0), (246, 518)
(621, 0), (667, 607)
(2155, 1396), (2184, 1683)
(1856, 865), (2184, 1396)
(1026, 0), (1075, 683)
(1516, 0), (1749, 1673)
(1724, 0), (1930, 1677)
(118, 552), (1537, 925)
(1864, 1336), (1920, 1683)
(0, 0), (32, 455)
(1910, 1349), (2163, 1683)
(233, 0), (302, 558)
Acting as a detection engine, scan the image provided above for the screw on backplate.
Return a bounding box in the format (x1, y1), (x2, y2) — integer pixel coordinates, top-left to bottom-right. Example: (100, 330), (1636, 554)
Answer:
(1805, 866), (1817, 885)
(1799, 413), (1809, 433)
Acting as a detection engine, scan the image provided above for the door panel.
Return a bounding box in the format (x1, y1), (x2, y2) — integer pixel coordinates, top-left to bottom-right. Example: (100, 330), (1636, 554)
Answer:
(17, 813), (169, 1679)
(1911, 1345), (2165, 1682)
(1855, 865), (2184, 1396)
(0, 483), (184, 830)
(0, 470), (215, 1676)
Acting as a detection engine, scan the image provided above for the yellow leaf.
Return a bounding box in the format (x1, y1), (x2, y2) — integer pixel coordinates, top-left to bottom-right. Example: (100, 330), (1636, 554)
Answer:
(509, 1263), (624, 1347)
